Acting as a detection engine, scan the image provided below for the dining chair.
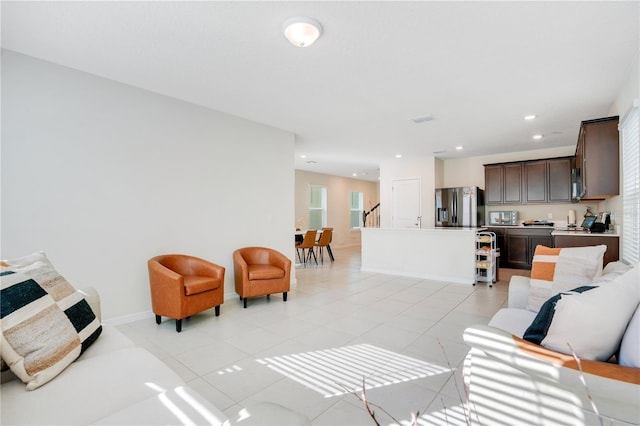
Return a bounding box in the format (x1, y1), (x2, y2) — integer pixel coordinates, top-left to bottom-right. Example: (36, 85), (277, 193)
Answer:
(321, 227), (335, 261)
(295, 229), (318, 265)
(314, 228), (334, 263)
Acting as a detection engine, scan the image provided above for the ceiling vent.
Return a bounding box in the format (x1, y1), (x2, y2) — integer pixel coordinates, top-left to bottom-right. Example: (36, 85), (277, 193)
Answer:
(411, 115), (434, 124)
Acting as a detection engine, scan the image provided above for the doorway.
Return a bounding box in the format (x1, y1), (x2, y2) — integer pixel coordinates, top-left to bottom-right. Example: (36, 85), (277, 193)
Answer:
(391, 178), (421, 228)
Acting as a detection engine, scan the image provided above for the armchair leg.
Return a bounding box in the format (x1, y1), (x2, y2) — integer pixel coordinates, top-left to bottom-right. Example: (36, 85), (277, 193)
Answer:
(283, 292), (288, 302)
(176, 319), (182, 333)
(215, 305), (220, 316)
(155, 314), (161, 325)
(243, 298), (248, 309)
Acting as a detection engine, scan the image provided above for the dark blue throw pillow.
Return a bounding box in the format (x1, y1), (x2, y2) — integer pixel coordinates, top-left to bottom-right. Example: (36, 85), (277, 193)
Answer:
(523, 286), (597, 345)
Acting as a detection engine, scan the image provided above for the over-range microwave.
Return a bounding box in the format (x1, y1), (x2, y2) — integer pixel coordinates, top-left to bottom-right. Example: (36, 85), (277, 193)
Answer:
(488, 211), (518, 226)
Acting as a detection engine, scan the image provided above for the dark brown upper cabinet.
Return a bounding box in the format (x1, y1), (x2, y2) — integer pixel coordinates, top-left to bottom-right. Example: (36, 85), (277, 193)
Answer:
(485, 157), (572, 205)
(523, 160), (548, 203)
(547, 157), (572, 203)
(504, 163), (523, 204)
(484, 165), (504, 205)
(574, 116), (619, 200)
(484, 163), (523, 205)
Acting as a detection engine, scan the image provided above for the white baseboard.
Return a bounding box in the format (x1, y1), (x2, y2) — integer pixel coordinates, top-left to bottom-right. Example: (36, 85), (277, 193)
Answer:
(103, 310), (154, 326)
(102, 287), (297, 326)
(360, 266), (474, 286)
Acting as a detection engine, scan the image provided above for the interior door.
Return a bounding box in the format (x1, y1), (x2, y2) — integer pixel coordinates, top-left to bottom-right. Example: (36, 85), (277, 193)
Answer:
(391, 178), (421, 228)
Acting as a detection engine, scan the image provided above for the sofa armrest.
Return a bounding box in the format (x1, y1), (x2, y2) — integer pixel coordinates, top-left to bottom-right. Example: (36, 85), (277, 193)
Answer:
(507, 275), (531, 309)
(464, 324), (640, 384)
(78, 287), (102, 323)
(464, 324), (640, 425)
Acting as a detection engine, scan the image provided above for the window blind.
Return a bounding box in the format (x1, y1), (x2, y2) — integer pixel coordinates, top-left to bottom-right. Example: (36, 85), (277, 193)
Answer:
(621, 105), (639, 264)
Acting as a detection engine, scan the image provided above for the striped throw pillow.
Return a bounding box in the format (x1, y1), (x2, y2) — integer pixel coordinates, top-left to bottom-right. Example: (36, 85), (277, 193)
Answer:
(527, 244), (607, 312)
(0, 261), (102, 390)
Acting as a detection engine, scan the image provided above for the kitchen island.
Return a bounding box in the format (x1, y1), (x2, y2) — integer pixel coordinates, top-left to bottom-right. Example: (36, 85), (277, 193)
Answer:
(361, 227), (481, 285)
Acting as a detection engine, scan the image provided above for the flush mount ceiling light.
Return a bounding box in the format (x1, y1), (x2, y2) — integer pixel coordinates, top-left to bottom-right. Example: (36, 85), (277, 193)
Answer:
(283, 16), (322, 47)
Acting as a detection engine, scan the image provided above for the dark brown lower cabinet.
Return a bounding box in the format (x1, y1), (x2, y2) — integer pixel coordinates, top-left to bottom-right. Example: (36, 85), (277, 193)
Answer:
(506, 229), (553, 269)
(488, 227), (553, 270)
(490, 228), (620, 271)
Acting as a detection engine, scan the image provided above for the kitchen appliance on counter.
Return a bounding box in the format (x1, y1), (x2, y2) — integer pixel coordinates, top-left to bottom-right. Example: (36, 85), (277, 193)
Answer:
(522, 220), (554, 227)
(580, 215), (597, 230)
(579, 212), (611, 232)
(435, 186), (485, 227)
(488, 210), (518, 226)
(593, 212), (611, 232)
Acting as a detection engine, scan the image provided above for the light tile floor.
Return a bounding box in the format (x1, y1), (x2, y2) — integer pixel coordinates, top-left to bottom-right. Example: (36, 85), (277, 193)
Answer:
(117, 245), (515, 425)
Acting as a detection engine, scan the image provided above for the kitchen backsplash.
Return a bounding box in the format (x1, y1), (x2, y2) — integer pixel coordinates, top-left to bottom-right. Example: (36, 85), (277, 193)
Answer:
(486, 203), (606, 226)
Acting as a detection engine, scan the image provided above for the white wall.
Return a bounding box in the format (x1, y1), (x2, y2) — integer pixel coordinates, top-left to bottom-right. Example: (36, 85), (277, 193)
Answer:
(379, 156), (436, 228)
(294, 170), (378, 247)
(600, 50), (640, 228)
(1, 50), (295, 320)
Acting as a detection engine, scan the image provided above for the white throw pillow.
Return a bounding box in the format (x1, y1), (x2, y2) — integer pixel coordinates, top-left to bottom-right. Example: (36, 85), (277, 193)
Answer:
(541, 264), (640, 361)
(619, 304), (640, 368)
(1, 251), (50, 269)
(527, 245), (606, 312)
(593, 261), (634, 284)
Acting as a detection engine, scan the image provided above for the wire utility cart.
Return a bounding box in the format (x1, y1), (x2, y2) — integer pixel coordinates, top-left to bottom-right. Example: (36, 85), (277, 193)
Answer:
(475, 231), (498, 287)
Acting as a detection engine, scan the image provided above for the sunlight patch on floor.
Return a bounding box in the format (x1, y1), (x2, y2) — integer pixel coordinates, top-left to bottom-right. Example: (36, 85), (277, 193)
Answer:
(256, 343), (451, 398)
(400, 403), (469, 426)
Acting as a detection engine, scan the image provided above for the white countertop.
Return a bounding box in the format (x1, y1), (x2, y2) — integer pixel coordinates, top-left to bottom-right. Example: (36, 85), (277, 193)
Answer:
(551, 230), (619, 237)
(488, 225), (556, 229)
(363, 227), (484, 233)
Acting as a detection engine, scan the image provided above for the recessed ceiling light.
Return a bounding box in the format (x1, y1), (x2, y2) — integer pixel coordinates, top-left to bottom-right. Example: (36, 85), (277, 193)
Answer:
(524, 115), (537, 120)
(532, 134), (543, 140)
(395, 154), (402, 158)
(456, 146), (464, 150)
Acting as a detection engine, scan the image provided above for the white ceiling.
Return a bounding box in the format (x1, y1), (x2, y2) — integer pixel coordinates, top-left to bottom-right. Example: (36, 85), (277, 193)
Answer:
(2, 1), (638, 181)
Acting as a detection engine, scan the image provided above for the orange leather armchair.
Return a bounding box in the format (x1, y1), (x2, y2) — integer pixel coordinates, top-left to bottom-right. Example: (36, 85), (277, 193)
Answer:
(148, 254), (225, 332)
(233, 247), (291, 308)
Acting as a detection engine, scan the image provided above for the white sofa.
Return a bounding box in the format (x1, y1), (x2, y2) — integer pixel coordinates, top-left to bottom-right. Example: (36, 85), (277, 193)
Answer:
(1, 288), (230, 426)
(463, 266), (640, 426)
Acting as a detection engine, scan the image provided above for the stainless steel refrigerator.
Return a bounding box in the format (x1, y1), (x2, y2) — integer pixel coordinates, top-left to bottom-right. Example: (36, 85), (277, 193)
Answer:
(435, 186), (485, 227)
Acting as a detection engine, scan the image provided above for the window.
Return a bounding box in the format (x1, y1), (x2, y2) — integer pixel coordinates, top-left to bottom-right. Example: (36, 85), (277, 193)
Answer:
(621, 104), (639, 264)
(350, 191), (364, 228)
(308, 185), (326, 230)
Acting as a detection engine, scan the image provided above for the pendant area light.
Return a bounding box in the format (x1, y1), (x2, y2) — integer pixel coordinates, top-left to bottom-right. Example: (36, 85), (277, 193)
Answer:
(283, 16), (322, 47)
